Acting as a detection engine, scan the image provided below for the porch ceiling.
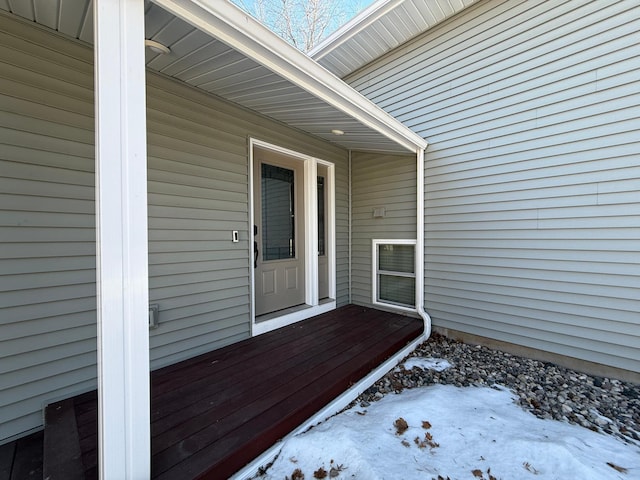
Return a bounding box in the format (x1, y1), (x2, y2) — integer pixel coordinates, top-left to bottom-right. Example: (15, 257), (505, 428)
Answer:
(0, 0), (426, 154)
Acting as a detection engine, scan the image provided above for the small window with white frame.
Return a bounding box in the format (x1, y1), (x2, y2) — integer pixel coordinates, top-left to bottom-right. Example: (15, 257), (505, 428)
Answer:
(372, 239), (416, 311)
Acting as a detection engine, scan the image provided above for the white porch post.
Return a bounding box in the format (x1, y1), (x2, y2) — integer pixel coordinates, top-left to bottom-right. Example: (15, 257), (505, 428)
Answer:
(94, 0), (150, 478)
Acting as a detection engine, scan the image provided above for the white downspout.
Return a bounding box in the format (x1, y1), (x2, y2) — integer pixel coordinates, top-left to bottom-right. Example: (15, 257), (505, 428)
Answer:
(416, 147), (432, 338)
(348, 150), (352, 304)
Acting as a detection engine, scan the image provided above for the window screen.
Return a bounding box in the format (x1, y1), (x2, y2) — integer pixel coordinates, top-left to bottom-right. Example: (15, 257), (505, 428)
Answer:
(374, 241), (416, 309)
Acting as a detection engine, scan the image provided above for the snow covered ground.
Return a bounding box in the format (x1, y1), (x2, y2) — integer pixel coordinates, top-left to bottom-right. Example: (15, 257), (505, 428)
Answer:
(257, 360), (639, 480)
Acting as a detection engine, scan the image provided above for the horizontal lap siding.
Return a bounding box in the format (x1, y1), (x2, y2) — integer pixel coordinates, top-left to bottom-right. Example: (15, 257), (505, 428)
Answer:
(346, 0), (640, 372)
(351, 152), (416, 306)
(0, 14), (348, 442)
(144, 75), (350, 366)
(145, 81), (252, 368)
(0, 18), (97, 442)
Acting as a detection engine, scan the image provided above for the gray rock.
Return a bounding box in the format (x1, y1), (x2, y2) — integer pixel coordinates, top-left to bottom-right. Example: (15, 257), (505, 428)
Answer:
(353, 333), (640, 446)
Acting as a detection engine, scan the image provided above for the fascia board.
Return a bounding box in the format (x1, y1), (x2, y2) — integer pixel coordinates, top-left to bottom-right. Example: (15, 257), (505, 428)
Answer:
(151, 0), (427, 153)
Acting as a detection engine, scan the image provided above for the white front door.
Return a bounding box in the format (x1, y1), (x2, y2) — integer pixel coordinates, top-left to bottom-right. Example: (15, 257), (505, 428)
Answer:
(253, 148), (305, 316)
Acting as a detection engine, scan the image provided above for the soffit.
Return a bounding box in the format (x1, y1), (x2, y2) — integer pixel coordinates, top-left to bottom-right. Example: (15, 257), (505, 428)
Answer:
(310, 0), (478, 78)
(0, 0), (425, 154)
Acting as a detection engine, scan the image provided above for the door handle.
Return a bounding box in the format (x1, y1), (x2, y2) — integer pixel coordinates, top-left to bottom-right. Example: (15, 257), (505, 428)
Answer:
(253, 224), (258, 269)
(254, 241), (259, 269)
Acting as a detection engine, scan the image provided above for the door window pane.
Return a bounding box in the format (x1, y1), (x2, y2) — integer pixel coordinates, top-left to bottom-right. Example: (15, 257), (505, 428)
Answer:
(262, 163), (295, 260)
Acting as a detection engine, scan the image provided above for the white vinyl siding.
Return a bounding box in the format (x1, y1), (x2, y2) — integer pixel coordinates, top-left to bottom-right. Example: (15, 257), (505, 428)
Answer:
(346, 0), (640, 373)
(351, 152), (416, 307)
(0, 14), (349, 442)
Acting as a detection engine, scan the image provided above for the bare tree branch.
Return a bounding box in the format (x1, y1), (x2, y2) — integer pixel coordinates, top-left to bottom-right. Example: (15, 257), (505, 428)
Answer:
(233, 0), (370, 52)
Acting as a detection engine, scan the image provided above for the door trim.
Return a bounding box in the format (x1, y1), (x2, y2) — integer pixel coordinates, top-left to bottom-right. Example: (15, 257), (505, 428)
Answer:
(249, 138), (336, 336)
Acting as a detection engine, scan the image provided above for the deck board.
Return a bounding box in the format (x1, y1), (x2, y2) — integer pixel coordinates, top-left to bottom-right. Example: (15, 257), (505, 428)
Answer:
(8, 431), (43, 480)
(159, 312), (419, 479)
(43, 399), (84, 479)
(0, 440), (15, 480)
(151, 309), (378, 443)
(152, 319), (389, 473)
(151, 316), (354, 426)
(43, 305), (422, 479)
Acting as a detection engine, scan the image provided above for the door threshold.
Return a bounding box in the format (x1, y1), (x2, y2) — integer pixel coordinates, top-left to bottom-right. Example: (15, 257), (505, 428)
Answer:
(256, 303), (313, 324)
(253, 299), (336, 336)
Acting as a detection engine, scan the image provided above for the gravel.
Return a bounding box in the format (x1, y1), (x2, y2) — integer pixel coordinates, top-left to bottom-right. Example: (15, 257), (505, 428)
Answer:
(356, 333), (640, 446)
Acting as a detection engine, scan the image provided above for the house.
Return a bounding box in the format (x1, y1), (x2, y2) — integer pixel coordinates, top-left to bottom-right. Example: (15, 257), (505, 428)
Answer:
(0, 0), (429, 477)
(0, 0), (638, 477)
(312, 0), (640, 380)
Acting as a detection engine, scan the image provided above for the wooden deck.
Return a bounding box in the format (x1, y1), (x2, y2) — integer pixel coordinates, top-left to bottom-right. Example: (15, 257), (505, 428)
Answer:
(37, 305), (423, 479)
(0, 430), (43, 480)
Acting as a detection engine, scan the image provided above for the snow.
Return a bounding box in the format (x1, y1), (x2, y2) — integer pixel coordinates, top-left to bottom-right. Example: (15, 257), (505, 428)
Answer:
(400, 357), (452, 372)
(257, 365), (640, 480)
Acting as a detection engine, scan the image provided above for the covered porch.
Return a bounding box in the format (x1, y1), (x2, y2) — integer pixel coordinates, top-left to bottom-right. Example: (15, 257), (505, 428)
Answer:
(5, 306), (423, 479)
(0, 0), (429, 477)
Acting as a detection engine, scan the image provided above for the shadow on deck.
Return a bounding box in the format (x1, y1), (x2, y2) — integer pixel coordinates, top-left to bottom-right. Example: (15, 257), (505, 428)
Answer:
(19, 305), (423, 479)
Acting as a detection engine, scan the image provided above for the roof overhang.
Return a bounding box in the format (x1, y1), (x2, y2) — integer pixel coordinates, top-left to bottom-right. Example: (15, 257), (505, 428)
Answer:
(154, 0), (426, 153)
(310, 0), (478, 79)
(0, 0), (427, 154)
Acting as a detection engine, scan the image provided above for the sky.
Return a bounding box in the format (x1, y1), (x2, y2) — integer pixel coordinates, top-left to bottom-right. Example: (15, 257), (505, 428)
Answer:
(231, 0), (377, 50)
(255, 358), (640, 480)
(233, 0), (377, 21)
